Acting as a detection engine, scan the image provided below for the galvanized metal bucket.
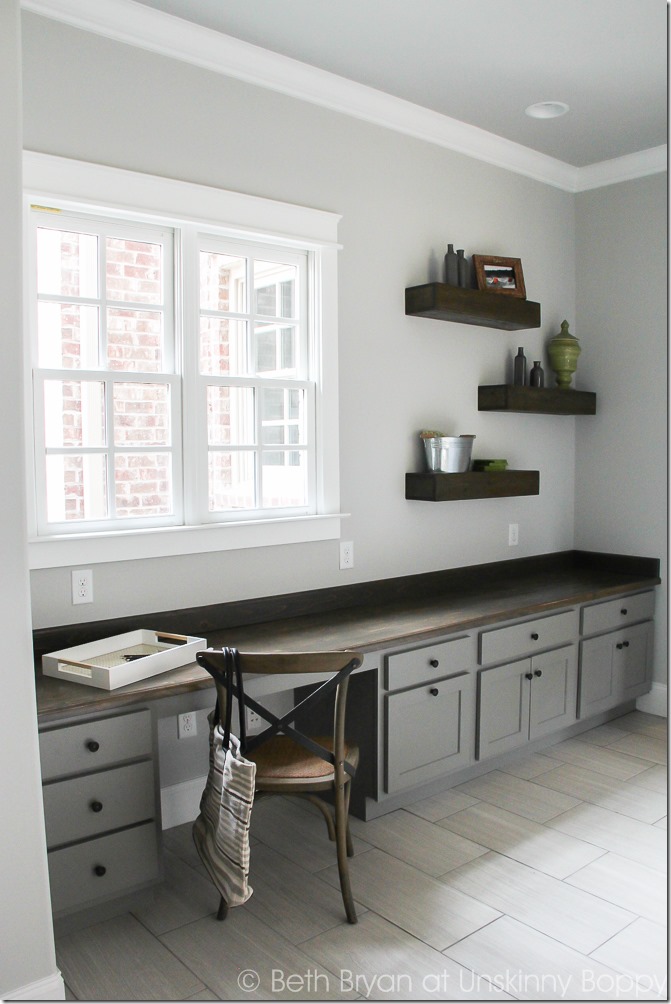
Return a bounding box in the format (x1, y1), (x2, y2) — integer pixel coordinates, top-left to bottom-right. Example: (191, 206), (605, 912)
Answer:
(423, 435), (475, 473)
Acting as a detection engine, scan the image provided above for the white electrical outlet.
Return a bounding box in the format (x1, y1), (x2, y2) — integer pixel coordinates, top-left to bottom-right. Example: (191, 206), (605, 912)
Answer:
(508, 523), (519, 546)
(339, 540), (354, 569)
(177, 711), (197, 739)
(71, 569), (93, 605)
(246, 707), (263, 733)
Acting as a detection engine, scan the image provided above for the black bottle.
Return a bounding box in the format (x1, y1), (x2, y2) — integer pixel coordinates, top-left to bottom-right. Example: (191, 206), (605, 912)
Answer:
(444, 244), (458, 285)
(513, 347), (527, 386)
(457, 249), (469, 288)
(530, 360), (545, 387)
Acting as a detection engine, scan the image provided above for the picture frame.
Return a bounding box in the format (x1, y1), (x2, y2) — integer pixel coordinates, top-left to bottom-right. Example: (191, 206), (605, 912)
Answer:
(472, 255), (526, 298)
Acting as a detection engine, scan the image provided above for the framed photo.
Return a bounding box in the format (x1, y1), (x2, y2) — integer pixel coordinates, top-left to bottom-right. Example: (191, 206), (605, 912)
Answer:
(473, 255), (526, 298)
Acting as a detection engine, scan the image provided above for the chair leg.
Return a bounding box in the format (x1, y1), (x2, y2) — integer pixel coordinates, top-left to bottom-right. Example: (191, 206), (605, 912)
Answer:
(304, 794), (336, 842)
(344, 785), (354, 858)
(334, 781), (357, 924)
(217, 896), (228, 921)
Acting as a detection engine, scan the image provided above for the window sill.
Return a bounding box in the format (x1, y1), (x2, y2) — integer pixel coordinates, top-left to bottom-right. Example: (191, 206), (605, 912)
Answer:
(28, 514), (347, 569)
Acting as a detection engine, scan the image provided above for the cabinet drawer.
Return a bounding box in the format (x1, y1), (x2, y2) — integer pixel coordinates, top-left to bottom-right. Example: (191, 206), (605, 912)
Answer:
(385, 672), (475, 792)
(43, 759), (155, 849)
(47, 822), (159, 915)
(386, 634), (474, 691)
(581, 591), (655, 637)
(479, 609), (578, 666)
(39, 709), (152, 781)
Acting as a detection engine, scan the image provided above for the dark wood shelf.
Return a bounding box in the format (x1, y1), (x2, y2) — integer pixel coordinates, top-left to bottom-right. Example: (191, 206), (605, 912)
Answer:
(406, 470), (540, 502)
(478, 385), (596, 415)
(405, 282), (541, 330)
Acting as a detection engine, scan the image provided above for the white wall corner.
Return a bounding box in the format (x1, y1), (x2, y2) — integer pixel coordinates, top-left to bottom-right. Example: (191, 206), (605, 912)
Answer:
(635, 683), (668, 718)
(5, 971), (65, 1001)
(160, 775), (207, 830)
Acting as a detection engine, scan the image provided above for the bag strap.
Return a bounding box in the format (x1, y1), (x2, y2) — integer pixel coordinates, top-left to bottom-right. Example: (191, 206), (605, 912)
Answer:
(212, 647), (248, 753)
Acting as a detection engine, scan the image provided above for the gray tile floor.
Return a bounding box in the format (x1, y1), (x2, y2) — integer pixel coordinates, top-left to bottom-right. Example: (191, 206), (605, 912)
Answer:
(56, 711), (667, 1001)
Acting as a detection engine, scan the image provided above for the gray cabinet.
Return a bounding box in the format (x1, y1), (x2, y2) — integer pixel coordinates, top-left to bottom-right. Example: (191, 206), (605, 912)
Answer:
(478, 645), (577, 760)
(384, 635), (476, 793)
(39, 708), (160, 916)
(579, 619), (654, 718)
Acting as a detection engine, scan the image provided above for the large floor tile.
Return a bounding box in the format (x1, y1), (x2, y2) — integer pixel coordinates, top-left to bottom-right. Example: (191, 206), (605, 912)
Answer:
(533, 762), (667, 823)
(131, 849), (220, 934)
(607, 733), (667, 765)
(455, 770), (580, 822)
(442, 851), (635, 954)
(405, 788), (479, 822)
(162, 821), (210, 877)
(160, 909), (357, 1000)
(320, 847), (500, 950)
(444, 915), (660, 1000)
(590, 918), (668, 997)
(574, 722), (633, 747)
(249, 795), (370, 871)
(56, 913), (206, 1001)
(498, 752), (563, 779)
(546, 802), (668, 872)
(631, 763), (668, 793)
(437, 802), (605, 879)
(612, 712), (667, 741)
(566, 852), (667, 924)
(301, 910), (513, 1000)
(349, 808), (487, 876)
(543, 737), (654, 780)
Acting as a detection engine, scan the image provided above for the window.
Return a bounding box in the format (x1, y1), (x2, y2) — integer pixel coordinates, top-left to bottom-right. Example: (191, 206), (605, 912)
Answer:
(24, 154), (342, 567)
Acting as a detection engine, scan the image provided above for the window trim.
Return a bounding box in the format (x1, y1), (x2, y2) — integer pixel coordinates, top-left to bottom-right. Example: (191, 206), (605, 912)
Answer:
(23, 152), (345, 569)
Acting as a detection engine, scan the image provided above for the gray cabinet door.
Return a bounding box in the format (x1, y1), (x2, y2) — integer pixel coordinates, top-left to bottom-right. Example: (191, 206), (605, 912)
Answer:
(477, 658), (530, 760)
(618, 620), (654, 702)
(579, 633), (619, 718)
(385, 672), (475, 792)
(529, 645), (577, 740)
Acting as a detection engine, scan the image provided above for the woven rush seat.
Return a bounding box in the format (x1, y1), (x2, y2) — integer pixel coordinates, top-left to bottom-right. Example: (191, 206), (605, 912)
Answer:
(250, 735), (360, 780)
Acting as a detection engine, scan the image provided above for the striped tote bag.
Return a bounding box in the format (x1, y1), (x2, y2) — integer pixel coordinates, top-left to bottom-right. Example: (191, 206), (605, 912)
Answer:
(193, 660), (256, 907)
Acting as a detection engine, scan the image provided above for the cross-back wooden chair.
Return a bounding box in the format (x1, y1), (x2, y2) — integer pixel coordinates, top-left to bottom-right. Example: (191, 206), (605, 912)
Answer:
(195, 647), (363, 924)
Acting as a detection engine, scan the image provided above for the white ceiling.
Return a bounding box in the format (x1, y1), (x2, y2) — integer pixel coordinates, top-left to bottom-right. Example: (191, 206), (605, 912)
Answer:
(131, 0), (667, 168)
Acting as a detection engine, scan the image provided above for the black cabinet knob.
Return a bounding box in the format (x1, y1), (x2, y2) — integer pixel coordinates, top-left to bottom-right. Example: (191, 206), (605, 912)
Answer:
(534, 669), (542, 677)
(429, 687), (439, 696)
(616, 642), (623, 650)
(622, 640), (630, 648)
(531, 632), (539, 641)
(86, 740), (100, 752)
(93, 865), (106, 877)
(621, 608), (628, 615)
(429, 659), (439, 668)
(525, 672), (533, 680)
(90, 800), (103, 813)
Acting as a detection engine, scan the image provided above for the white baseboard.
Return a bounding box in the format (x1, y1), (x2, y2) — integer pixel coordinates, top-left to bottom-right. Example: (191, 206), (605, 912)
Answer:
(636, 683), (668, 717)
(160, 775), (207, 829)
(5, 970), (65, 1000)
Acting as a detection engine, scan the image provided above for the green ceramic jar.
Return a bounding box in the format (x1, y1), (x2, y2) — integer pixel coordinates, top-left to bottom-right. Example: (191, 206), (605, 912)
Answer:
(548, 319), (581, 389)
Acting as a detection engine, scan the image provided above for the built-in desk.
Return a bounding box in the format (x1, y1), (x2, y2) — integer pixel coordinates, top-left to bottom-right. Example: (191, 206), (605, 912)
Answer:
(34, 549), (661, 917)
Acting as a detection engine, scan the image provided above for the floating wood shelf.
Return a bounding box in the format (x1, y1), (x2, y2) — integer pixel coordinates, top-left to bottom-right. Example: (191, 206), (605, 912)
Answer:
(406, 470), (540, 502)
(478, 385), (596, 415)
(405, 283), (541, 330)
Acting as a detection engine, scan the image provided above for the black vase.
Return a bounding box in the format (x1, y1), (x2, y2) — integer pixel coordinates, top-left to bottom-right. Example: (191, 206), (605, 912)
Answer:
(444, 244), (458, 285)
(530, 361), (545, 388)
(457, 249), (469, 288)
(513, 347), (527, 386)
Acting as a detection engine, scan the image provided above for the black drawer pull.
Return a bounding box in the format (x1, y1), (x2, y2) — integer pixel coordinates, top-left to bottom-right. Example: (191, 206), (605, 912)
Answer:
(429, 659), (439, 668)
(93, 865), (107, 877)
(525, 672), (533, 680)
(86, 740), (100, 753)
(90, 800), (103, 813)
(621, 608), (628, 615)
(429, 687), (439, 696)
(622, 640), (630, 648)
(530, 632), (539, 641)
(534, 669), (542, 677)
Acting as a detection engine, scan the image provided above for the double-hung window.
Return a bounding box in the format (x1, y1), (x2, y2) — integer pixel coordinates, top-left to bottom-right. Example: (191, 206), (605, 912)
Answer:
(24, 154), (342, 568)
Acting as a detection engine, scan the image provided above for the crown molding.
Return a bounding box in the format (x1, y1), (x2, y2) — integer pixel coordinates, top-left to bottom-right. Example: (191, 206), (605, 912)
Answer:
(21, 0), (667, 193)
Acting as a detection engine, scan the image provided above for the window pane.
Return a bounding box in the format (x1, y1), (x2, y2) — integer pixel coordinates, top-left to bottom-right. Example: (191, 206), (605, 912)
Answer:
(199, 317), (248, 376)
(44, 380), (105, 448)
(37, 228), (98, 298)
(261, 449), (307, 508)
(106, 238), (163, 305)
(208, 451), (255, 510)
(254, 324), (297, 375)
(207, 386), (254, 446)
(46, 454), (107, 522)
(113, 383), (170, 447)
(115, 453), (172, 517)
(200, 252), (246, 312)
(260, 387), (305, 443)
(38, 302), (99, 369)
(107, 308), (163, 372)
(253, 261), (297, 318)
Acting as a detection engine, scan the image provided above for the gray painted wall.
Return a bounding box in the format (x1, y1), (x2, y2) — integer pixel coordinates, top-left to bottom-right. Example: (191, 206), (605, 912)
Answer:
(575, 174), (668, 685)
(0, 3), (58, 999)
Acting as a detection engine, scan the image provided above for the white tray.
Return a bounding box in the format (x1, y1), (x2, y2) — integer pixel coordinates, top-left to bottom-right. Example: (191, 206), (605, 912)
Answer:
(42, 629), (206, 690)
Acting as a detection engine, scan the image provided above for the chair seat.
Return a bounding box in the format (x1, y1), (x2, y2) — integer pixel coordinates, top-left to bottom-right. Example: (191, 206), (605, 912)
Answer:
(249, 735), (360, 780)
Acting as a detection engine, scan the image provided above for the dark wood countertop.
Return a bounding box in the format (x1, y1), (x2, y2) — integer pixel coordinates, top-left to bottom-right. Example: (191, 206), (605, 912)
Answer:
(35, 550), (660, 724)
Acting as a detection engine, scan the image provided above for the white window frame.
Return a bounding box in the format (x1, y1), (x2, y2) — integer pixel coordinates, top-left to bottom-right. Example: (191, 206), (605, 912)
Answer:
(24, 152), (344, 569)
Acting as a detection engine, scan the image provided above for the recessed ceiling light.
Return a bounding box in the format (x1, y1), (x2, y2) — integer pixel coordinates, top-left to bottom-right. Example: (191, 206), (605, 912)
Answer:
(525, 101), (569, 119)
